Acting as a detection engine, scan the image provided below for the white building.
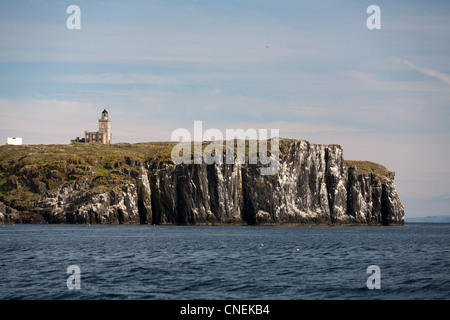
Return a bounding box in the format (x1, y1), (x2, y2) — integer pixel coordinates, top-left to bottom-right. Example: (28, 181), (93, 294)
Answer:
(6, 137), (22, 145)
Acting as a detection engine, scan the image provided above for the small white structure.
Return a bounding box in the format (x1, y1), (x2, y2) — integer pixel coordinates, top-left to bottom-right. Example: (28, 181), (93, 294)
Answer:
(6, 137), (22, 145)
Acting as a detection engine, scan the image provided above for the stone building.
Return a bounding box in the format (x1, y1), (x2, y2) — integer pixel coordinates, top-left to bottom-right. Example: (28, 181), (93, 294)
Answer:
(71, 109), (112, 145)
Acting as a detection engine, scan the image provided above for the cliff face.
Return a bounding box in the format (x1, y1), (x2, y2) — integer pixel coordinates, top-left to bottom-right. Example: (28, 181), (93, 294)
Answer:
(0, 139), (404, 225)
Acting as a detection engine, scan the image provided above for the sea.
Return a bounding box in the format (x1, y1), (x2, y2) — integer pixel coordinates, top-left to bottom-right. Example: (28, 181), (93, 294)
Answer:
(0, 223), (448, 300)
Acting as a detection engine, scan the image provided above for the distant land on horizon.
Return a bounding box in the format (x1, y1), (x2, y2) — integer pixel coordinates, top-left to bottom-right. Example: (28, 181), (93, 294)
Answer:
(405, 215), (450, 223)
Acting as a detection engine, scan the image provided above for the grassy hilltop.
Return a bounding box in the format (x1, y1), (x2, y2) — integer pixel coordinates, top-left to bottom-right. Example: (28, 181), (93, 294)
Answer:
(0, 142), (173, 210)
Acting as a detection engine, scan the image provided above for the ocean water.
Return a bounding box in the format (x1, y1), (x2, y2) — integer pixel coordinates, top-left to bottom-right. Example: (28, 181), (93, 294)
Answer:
(0, 223), (448, 300)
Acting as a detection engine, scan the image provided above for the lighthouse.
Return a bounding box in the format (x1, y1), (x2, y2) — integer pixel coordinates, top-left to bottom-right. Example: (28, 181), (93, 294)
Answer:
(98, 109), (112, 144)
(71, 109), (113, 144)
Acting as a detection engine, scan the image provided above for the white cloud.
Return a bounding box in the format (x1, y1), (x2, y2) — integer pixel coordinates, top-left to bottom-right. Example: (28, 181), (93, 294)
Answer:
(403, 60), (450, 86)
(57, 73), (180, 85)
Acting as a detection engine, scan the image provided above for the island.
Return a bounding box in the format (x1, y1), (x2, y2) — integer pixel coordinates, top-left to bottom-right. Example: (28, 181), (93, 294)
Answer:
(0, 139), (404, 225)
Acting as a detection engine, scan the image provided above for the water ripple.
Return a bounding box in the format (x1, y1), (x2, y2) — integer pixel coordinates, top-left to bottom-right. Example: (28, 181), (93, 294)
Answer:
(0, 224), (448, 299)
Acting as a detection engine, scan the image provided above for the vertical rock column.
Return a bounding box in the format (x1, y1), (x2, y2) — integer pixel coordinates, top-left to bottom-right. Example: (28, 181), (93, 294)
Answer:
(325, 145), (348, 224)
(381, 178), (405, 225)
(137, 166), (152, 224)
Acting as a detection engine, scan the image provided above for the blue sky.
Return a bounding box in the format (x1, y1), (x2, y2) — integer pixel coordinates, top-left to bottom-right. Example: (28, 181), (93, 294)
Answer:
(1, 0), (449, 218)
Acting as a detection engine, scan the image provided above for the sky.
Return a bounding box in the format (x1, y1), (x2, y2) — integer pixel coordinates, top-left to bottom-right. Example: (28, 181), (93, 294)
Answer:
(0, 0), (449, 218)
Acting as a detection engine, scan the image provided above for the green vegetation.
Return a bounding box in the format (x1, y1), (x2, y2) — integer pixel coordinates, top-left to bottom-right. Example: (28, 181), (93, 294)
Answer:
(0, 140), (281, 207)
(344, 160), (394, 180)
(0, 142), (176, 206)
(0, 142), (394, 210)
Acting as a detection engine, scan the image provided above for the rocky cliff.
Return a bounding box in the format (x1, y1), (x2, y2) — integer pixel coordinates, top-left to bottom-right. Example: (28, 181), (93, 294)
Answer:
(0, 139), (404, 225)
